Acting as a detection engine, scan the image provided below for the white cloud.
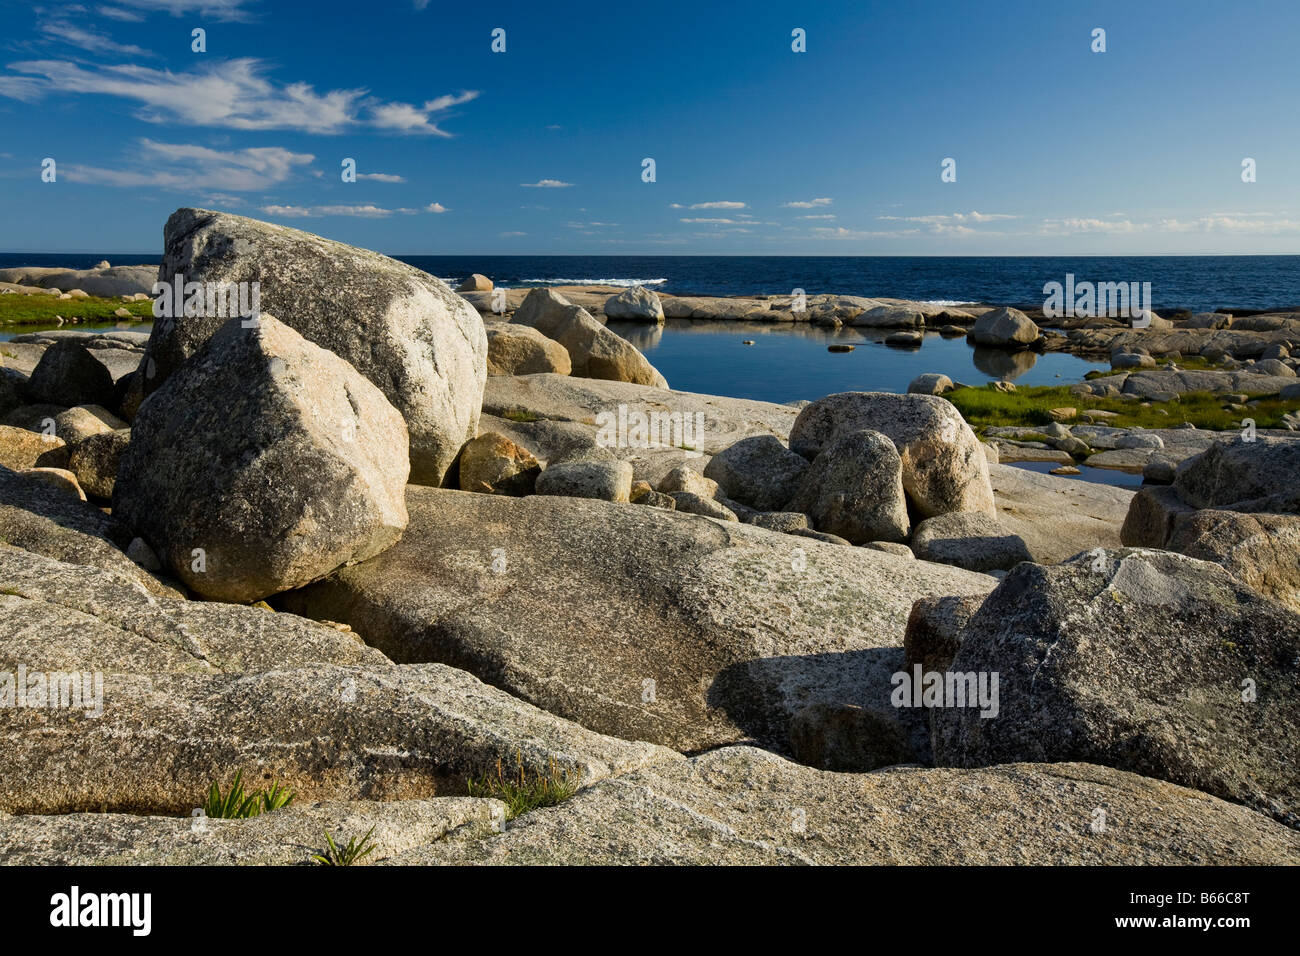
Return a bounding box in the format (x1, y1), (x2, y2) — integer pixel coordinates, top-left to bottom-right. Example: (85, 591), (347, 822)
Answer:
(782, 197), (833, 208)
(369, 91), (478, 136)
(0, 76), (44, 101)
(1039, 218), (1141, 235)
(39, 21), (152, 56)
(261, 204), (402, 219)
(97, 6), (147, 21)
(426, 202), (447, 213)
(521, 179), (573, 188)
(688, 200), (745, 210)
(500, 230), (527, 237)
(357, 172), (404, 183)
(797, 214), (836, 220)
(2, 58), (479, 136)
(877, 211), (1017, 224)
(95, 0), (256, 21)
(680, 217), (742, 224)
(65, 139), (313, 191)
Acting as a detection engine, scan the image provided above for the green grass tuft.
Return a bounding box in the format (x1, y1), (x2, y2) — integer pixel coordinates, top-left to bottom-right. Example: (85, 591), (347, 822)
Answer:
(200, 770), (296, 819)
(313, 826), (377, 866)
(467, 753), (581, 820)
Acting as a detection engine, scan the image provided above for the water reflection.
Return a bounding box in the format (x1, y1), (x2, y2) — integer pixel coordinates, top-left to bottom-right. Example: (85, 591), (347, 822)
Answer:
(971, 346), (1038, 380)
(601, 318), (1102, 403)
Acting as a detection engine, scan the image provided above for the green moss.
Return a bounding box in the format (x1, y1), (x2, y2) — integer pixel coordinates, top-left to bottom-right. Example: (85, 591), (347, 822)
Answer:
(502, 409), (541, 423)
(948, 384), (1299, 432)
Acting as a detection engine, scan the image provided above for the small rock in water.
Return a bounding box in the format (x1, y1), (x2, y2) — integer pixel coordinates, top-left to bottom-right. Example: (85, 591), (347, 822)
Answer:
(827, 344), (855, 353)
(742, 339), (755, 346)
(1050, 465), (1081, 476)
(885, 330), (923, 348)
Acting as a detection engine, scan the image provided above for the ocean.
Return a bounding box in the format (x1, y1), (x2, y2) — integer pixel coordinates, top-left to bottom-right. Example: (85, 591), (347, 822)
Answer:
(5, 253), (1300, 314)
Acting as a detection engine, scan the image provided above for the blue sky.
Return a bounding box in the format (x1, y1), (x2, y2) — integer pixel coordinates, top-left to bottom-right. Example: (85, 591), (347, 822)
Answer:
(1, 0), (1298, 255)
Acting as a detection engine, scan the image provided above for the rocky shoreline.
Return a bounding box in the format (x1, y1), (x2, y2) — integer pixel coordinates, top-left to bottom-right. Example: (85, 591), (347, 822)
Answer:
(0, 209), (1297, 865)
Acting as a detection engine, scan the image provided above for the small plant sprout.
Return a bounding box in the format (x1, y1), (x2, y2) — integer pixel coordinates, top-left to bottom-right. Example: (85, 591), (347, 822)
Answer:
(313, 826), (377, 866)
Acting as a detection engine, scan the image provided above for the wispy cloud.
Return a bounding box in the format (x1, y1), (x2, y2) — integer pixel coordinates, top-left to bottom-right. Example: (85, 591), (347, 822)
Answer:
(782, 197), (833, 208)
(2, 59), (478, 136)
(262, 204), (406, 219)
(877, 211), (1017, 224)
(95, 0), (257, 21)
(39, 21), (152, 56)
(672, 200), (746, 210)
(97, 6), (147, 22)
(357, 172), (404, 183)
(797, 214), (836, 220)
(520, 178), (572, 188)
(65, 139), (314, 190)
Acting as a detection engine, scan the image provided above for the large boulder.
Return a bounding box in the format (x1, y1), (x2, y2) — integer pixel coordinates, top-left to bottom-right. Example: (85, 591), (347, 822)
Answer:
(702, 435), (808, 512)
(1120, 484), (1198, 548)
(21, 341), (115, 408)
(604, 286), (665, 322)
(115, 315), (410, 603)
(785, 429), (909, 543)
(789, 392), (996, 518)
(457, 432), (540, 496)
(484, 322), (571, 376)
(1165, 510), (1300, 615)
(932, 549), (1300, 826)
(907, 373), (954, 396)
(1173, 437), (1300, 512)
(910, 511), (1033, 572)
(0, 424), (67, 471)
(66, 428), (130, 500)
(969, 307), (1041, 349)
(142, 208), (486, 485)
(52, 405), (126, 444)
(276, 488), (995, 760)
(457, 273), (493, 292)
(535, 456), (633, 502)
(512, 289), (667, 387)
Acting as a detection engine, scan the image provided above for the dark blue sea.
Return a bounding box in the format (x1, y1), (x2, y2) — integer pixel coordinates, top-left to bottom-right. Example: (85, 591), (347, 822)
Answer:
(5, 253), (1300, 314)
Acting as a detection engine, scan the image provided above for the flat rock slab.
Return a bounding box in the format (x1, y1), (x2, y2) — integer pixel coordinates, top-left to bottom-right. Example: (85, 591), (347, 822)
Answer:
(0, 545), (386, 676)
(1122, 368), (1300, 398)
(0, 797), (504, 866)
(483, 373), (799, 486)
(987, 463), (1134, 564)
(0, 662), (677, 815)
(278, 487), (995, 759)
(394, 747), (1300, 865)
(1070, 327), (1298, 358)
